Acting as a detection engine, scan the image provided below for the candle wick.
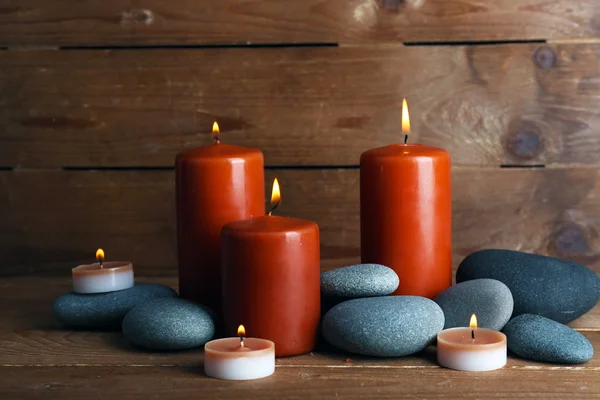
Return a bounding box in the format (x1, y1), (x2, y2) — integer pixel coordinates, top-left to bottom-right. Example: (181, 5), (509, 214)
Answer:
(213, 135), (220, 145)
(98, 258), (103, 268)
(240, 336), (244, 348)
(471, 329), (475, 341)
(404, 135), (408, 145)
(268, 200), (280, 216)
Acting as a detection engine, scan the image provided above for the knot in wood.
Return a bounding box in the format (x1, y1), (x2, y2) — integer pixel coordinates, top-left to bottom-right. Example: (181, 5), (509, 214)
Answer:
(121, 9), (154, 25)
(505, 125), (543, 160)
(377, 0), (404, 11)
(552, 223), (590, 259)
(533, 46), (556, 69)
(590, 15), (600, 32)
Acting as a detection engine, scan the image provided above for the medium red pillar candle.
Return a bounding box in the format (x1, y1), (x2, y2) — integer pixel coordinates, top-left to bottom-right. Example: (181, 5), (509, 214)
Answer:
(221, 179), (320, 357)
(360, 99), (451, 299)
(176, 122), (264, 313)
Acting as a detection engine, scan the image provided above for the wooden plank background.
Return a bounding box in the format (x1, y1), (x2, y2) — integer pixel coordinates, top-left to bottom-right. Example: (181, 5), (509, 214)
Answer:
(0, 0), (599, 46)
(2, 44), (600, 168)
(1, 0), (599, 332)
(1, 2), (600, 398)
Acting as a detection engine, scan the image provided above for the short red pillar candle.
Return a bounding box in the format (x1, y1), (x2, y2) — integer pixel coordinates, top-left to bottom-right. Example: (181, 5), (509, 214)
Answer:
(360, 100), (452, 299)
(221, 179), (321, 357)
(176, 122), (265, 313)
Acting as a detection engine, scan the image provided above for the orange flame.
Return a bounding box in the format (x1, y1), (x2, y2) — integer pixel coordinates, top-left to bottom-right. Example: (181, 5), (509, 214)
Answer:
(237, 325), (246, 337)
(402, 98), (410, 135)
(96, 248), (105, 262)
(271, 178), (281, 207)
(470, 314), (478, 329)
(212, 121), (220, 135)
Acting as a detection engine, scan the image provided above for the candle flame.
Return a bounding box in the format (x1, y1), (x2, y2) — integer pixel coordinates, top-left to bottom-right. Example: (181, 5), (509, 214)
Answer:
(237, 325), (246, 337)
(96, 248), (105, 262)
(401, 98), (410, 135)
(212, 121), (220, 143)
(269, 178), (281, 215)
(470, 313), (478, 329)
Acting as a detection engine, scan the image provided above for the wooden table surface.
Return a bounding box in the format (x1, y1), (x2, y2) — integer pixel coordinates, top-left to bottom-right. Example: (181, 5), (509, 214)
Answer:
(1, 274), (598, 399)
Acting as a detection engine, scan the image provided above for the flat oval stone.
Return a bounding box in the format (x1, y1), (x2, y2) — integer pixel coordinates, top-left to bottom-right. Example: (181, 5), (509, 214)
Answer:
(322, 296), (444, 357)
(321, 264), (399, 298)
(53, 284), (178, 329)
(434, 279), (513, 330)
(122, 298), (216, 350)
(503, 314), (593, 363)
(456, 249), (600, 323)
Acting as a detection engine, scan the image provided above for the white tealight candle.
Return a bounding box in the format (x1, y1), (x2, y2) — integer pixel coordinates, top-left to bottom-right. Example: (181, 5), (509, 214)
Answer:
(72, 249), (134, 294)
(437, 314), (507, 372)
(204, 325), (275, 380)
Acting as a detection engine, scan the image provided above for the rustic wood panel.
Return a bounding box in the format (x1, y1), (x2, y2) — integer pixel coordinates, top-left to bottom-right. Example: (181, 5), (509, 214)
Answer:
(0, 365), (598, 399)
(0, 276), (596, 365)
(3, 44), (600, 167)
(0, 1), (599, 46)
(2, 167), (600, 281)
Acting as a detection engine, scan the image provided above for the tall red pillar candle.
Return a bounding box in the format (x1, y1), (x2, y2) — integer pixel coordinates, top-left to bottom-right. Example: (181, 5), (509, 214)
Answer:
(221, 179), (320, 357)
(360, 99), (451, 299)
(176, 122), (264, 313)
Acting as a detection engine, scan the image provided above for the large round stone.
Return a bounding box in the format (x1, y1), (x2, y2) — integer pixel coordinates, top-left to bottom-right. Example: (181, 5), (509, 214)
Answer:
(122, 298), (216, 350)
(321, 264), (399, 298)
(322, 296), (444, 357)
(503, 314), (593, 364)
(53, 284), (178, 329)
(434, 279), (513, 330)
(457, 249), (600, 323)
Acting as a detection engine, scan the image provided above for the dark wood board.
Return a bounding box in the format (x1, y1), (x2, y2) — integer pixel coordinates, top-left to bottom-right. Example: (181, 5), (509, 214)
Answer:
(0, 365), (598, 399)
(3, 44), (600, 167)
(0, 1), (599, 46)
(1, 167), (599, 290)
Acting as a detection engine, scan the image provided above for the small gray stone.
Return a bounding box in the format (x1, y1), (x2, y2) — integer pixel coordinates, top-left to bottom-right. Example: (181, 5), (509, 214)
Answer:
(321, 264), (399, 298)
(457, 249), (600, 323)
(503, 314), (593, 364)
(53, 284), (178, 329)
(122, 298), (216, 350)
(322, 296), (444, 357)
(434, 279), (513, 330)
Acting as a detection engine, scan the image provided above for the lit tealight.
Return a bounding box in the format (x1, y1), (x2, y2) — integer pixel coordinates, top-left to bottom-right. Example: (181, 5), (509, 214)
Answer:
(71, 249), (134, 294)
(437, 314), (507, 372)
(204, 325), (275, 380)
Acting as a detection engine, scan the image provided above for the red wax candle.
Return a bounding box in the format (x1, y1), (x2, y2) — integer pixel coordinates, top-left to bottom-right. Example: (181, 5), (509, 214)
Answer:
(176, 122), (264, 313)
(221, 179), (321, 357)
(360, 100), (451, 299)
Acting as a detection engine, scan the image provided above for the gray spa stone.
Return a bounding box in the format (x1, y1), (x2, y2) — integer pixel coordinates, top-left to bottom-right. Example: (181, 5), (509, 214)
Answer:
(53, 284), (178, 329)
(322, 296), (444, 357)
(122, 298), (216, 351)
(456, 249), (600, 323)
(321, 264), (399, 298)
(434, 279), (513, 330)
(503, 314), (593, 364)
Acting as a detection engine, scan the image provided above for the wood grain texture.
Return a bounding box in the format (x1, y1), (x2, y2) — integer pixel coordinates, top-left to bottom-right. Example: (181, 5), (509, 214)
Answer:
(3, 43), (600, 167)
(2, 167), (600, 306)
(0, 1), (599, 46)
(0, 365), (598, 399)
